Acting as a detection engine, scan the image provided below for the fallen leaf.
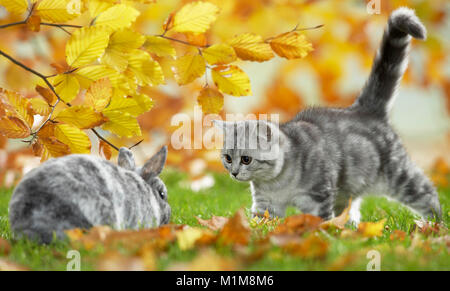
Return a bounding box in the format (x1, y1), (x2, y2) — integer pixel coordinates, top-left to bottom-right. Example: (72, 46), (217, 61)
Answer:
(168, 249), (237, 271)
(0, 259), (28, 271)
(358, 219), (386, 238)
(321, 198), (352, 230)
(390, 230), (407, 241)
(273, 214), (323, 236)
(0, 238), (11, 255)
(218, 209), (251, 246)
(280, 234), (329, 259)
(96, 251), (146, 271)
(195, 215), (228, 231)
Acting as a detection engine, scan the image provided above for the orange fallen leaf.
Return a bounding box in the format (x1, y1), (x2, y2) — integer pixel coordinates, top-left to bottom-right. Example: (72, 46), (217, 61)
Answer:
(280, 234), (329, 259)
(168, 249), (238, 271)
(273, 214), (323, 236)
(218, 209), (251, 246)
(390, 230), (407, 241)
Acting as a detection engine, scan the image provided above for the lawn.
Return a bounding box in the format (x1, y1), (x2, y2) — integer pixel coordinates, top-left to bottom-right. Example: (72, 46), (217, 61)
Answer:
(0, 169), (449, 271)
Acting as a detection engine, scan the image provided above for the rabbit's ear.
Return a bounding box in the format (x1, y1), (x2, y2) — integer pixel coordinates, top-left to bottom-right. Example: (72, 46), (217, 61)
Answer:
(141, 146), (167, 180)
(118, 147), (135, 170)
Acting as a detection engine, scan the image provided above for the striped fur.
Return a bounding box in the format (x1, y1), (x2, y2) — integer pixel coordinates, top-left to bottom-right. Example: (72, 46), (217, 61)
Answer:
(9, 147), (170, 244)
(216, 8), (441, 222)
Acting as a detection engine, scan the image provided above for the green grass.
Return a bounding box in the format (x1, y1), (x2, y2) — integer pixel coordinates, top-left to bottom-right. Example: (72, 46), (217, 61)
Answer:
(0, 169), (449, 271)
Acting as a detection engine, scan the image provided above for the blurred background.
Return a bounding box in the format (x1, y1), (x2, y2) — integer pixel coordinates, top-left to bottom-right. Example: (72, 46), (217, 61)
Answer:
(0, 0), (449, 188)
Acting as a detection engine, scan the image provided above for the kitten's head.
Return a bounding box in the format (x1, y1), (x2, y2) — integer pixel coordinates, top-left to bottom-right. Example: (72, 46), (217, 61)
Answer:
(214, 120), (288, 182)
(118, 146), (171, 225)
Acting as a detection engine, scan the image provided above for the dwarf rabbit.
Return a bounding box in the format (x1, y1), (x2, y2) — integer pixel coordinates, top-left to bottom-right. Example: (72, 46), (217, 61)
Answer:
(9, 146), (170, 244)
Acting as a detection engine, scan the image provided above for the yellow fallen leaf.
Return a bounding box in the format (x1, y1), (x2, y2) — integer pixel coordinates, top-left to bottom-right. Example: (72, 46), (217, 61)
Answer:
(176, 227), (206, 251)
(358, 219), (387, 238)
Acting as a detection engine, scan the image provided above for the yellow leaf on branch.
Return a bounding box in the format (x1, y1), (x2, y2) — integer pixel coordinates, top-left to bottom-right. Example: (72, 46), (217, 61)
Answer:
(2, 90), (34, 128)
(29, 98), (51, 116)
(84, 78), (112, 112)
(102, 110), (141, 138)
(37, 0), (81, 23)
(143, 36), (176, 57)
(95, 4), (140, 30)
(211, 65), (252, 96)
(270, 32), (313, 59)
(197, 87), (224, 114)
(52, 74), (80, 103)
(103, 91), (141, 117)
(66, 27), (110, 68)
(87, 0), (114, 18)
(127, 50), (164, 86)
(171, 1), (219, 33)
(54, 124), (91, 154)
(174, 54), (205, 85)
(0, 116), (30, 138)
(55, 105), (105, 129)
(202, 44), (236, 65)
(228, 33), (274, 62)
(0, 0), (28, 15)
(75, 65), (124, 89)
(102, 29), (145, 71)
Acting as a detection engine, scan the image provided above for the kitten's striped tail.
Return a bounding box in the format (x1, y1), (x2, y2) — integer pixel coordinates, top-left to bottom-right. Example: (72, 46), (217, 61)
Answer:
(352, 8), (426, 117)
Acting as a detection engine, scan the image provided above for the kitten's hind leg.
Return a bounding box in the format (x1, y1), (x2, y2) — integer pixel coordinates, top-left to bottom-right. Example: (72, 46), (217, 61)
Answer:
(293, 182), (336, 220)
(389, 162), (442, 221)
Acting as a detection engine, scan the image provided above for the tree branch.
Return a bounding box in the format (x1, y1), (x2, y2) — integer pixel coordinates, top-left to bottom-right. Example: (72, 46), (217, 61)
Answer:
(0, 49), (120, 152)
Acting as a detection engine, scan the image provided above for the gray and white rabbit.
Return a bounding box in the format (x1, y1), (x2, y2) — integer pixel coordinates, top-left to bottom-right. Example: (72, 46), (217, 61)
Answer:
(9, 146), (170, 244)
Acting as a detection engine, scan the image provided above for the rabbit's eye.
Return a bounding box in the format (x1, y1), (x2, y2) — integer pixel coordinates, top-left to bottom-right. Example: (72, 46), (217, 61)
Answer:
(158, 190), (166, 199)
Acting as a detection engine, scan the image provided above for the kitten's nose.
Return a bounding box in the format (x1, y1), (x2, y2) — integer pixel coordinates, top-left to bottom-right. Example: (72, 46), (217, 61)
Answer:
(232, 172), (238, 177)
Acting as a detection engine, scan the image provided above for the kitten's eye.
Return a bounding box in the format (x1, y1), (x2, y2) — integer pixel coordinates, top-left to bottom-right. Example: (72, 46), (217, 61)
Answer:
(224, 154), (232, 163)
(241, 156), (252, 165)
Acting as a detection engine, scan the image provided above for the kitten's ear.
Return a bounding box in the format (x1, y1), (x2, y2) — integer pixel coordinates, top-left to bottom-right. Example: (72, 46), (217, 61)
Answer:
(118, 147), (136, 170)
(141, 146), (168, 180)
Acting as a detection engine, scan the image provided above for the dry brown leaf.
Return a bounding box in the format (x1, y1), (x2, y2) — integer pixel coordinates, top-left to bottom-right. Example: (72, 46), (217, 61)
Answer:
(321, 198), (352, 230)
(412, 219), (447, 236)
(195, 215), (228, 231)
(0, 238), (11, 255)
(390, 230), (407, 241)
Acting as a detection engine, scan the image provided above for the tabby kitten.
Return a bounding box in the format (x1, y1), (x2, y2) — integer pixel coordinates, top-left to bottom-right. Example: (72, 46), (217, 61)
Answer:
(9, 146), (170, 244)
(214, 8), (442, 222)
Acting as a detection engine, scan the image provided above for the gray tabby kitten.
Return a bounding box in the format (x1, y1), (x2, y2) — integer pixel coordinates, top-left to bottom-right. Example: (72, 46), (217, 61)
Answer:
(214, 8), (441, 222)
(9, 146), (170, 244)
